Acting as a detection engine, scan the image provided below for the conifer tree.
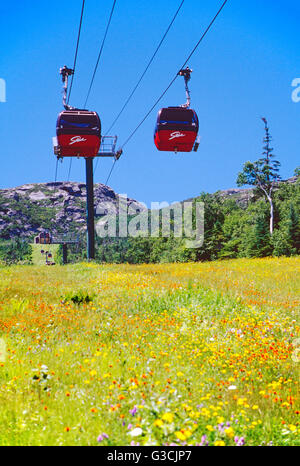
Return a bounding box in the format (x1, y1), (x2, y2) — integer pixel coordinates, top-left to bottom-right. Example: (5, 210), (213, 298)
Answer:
(247, 215), (272, 257)
(288, 203), (300, 253)
(237, 118), (281, 235)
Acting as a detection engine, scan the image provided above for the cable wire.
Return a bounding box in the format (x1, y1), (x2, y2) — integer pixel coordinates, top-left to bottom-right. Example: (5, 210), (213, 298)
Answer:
(105, 159), (117, 186)
(67, 0), (86, 106)
(122, 0), (229, 150)
(52, 157), (60, 198)
(104, 0), (229, 186)
(54, 158), (59, 183)
(84, 0), (117, 108)
(97, 0), (185, 183)
(105, 0), (185, 136)
(93, 157), (100, 177)
(67, 158), (73, 182)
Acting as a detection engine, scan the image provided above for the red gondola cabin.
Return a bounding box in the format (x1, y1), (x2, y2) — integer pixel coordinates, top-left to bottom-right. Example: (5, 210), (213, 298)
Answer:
(56, 110), (101, 157)
(154, 107), (199, 152)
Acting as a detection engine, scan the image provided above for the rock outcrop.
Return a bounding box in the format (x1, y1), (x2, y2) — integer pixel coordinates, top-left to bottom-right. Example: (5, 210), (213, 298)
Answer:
(0, 177), (297, 240)
(0, 182), (145, 240)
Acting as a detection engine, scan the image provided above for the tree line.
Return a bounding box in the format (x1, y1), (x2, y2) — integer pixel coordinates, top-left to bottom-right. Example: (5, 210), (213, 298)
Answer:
(1, 119), (299, 265)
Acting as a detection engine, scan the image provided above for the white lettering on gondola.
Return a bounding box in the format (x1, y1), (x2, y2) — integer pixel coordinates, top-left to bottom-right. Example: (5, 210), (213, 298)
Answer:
(169, 131), (185, 140)
(69, 136), (87, 145)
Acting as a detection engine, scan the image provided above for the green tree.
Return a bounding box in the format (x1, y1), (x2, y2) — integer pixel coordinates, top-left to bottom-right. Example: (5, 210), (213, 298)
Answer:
(246, 214), (272, 258)
(288, 203), (300, 253)
(271, 229), (292, 257)
(220, 207), (246, 259)
(237, 118), (281, 235)
(0, 239), (32, 265)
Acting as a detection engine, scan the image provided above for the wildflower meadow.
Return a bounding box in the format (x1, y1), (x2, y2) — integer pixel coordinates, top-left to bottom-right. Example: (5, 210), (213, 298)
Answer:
(0, 257), (299, 446)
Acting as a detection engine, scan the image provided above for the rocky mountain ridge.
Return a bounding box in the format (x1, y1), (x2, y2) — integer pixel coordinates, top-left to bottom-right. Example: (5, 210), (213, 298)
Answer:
(0, 178), (297, 240)
(0, 182), (144, 240)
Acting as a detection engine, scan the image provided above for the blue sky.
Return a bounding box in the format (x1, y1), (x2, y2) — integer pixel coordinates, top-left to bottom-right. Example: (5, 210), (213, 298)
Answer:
(0, 0), (299, 206)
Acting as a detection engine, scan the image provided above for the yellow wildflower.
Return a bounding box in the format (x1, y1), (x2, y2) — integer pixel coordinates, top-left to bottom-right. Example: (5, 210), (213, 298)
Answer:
(175, 431), (186, 441)
(224, 427), (234, 438)
(162, 412), (174, 423)
(154, 419), (164, 427)
(183, 429), (192, 438)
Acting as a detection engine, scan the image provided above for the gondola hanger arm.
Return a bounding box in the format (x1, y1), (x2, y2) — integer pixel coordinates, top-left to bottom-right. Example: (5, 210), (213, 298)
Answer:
(60, 65), (75, 110)
(178, 67), (192, 108)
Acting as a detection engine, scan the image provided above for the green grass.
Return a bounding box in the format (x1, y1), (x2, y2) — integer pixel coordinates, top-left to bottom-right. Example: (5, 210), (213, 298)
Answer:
(0, 258), (299, 446)
(31, 244), (59, 266)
